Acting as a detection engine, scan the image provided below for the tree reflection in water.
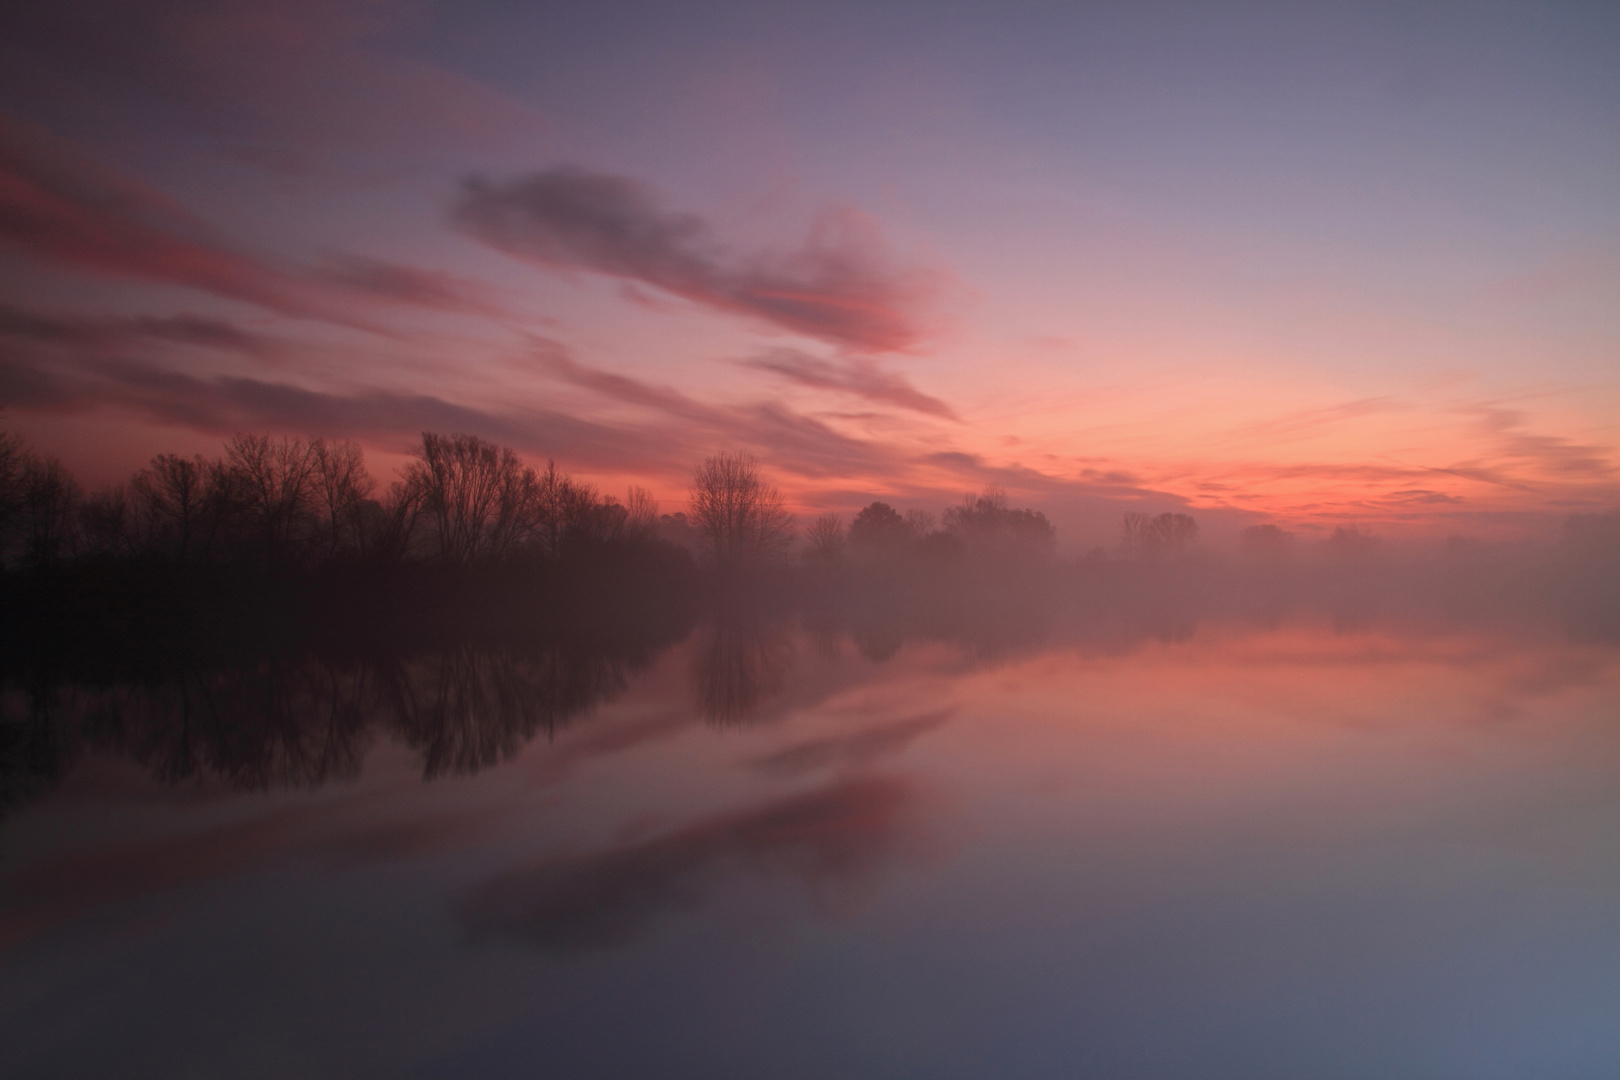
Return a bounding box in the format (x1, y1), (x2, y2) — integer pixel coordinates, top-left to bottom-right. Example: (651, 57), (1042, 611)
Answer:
(0, 637), (663, 811)
(691, 616), (795, 726)
(379, 645), (637, 778)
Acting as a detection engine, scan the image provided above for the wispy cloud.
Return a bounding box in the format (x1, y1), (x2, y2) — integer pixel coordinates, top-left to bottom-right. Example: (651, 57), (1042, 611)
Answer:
(0, 112), (355, 324)
(313, 254), (510, 318)
(0, 351), (665, 467)
(523, 341), (910, 479)
(0, 114), (511, 329)
(1471, 407), (1615, 480)
(0, 301), (280, 359)
(743, 348), (957, 419)
(453, 166), (938, 353)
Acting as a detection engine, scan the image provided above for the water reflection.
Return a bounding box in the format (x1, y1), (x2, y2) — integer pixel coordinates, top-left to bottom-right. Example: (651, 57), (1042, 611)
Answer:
(0, 638), (668, 815)
(3, 607), (1620, 1079)
(8, 560), (1616, 819)
(692, 615), (795, 725)
(454, 774), (919, 954)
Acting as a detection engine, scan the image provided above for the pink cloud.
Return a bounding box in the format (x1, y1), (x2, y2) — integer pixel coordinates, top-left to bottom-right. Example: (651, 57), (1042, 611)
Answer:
(0, 114), (511, 327)
(453, 167), (939, 353)
(743, 348), (958, 419)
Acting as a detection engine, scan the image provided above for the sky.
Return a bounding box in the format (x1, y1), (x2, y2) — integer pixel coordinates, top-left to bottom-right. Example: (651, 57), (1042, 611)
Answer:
(1, 0), (1617, 546)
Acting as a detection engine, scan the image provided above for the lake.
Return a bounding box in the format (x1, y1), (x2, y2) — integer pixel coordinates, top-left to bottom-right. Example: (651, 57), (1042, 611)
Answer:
(4, 611), (1620, 1078)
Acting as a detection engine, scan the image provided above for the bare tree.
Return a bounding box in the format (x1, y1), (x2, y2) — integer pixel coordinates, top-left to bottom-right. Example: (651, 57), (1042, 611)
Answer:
(311, 439), (375, 558)
(1121, 511), (1198, 559)
(531, 460), (595, 558)
(131, 453), (216, 561)
(403, 432), (520, 563)
(625, 486), (659, 540)
(79, 485), (139, 556)
(904, 508), (937, 537)
(0, 429), (26, 550)
(224, 433), (319, 562)
(358, 478), (427, 563)
(806, 513), (845, 563)
(688, 452), (792, 566)
(18, 455), (81, 565)
(402, 434), (600, 563)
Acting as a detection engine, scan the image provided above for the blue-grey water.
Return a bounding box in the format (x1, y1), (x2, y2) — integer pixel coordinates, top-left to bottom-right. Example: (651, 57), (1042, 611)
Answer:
(4, 617), (1620, 1078)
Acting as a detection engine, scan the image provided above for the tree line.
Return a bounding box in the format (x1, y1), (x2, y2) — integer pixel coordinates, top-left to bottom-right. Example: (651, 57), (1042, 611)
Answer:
(0, 432), (1074, 574)
(0, 428), (665, 571)
(19, 423), (1510, 579)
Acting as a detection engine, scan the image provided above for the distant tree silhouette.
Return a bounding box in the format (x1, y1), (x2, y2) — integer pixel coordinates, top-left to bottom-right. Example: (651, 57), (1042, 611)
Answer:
(625, 486), (659, 540)
(0, 429), (28, 554)
(1239, 523), (1296, 559)
(904, 508), (937, 537)
(1324, 524), (1379, 560)
(311, 439), (375, 558)
(531, 459), (598, 558)
(1122, 511), (1198, 559)
(223, 433), (322, 564)
(849, 502), (910, 555)
(78, 484), (139, 557)
(131, 453), (218, 561)
(18, 454), (80, 566)
(688, 452), (792, 566)
(806, 513), (846, 563)
(403, 433), (546, 562)
(945, 487), (1055, 557)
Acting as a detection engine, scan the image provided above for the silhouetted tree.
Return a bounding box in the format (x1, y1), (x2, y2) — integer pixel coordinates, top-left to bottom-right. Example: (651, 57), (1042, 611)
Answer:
(78, 484), (139, 557)
(904, 508), (937, 537)
(1240, 523), (1296, 559)
(18, 454), (80, 566)
(405, 434), (524, 562)
(223, 433), (320, 563)
(131, 452), (219, 561)
(1122, 511), (1198, 559)
(0, 429), (27, 554)
(311, 438), (375, 558)
(532, 459), (597, 558)
(688, 452), (792, 566)
(849, 502), (910, 555)
(625, 486), (659, 540)
(945, 487), (1055, 557)
(806, 513), (846, 563)
(1324, 524), (1379, 561)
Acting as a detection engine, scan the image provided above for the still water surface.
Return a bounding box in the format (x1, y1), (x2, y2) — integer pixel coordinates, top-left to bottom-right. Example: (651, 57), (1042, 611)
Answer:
(4, 617), (1620, 1078)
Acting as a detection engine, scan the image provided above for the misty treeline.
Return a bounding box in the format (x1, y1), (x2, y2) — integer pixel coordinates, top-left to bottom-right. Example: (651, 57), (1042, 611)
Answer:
(4, 424), (1617, 595)
(0, 428), (668, 570)
(803, 488), (1056, 567)
(0, 430), (1052, 573)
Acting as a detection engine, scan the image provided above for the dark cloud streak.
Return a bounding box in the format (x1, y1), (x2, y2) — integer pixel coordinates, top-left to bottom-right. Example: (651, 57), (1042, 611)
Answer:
(0, 114), (509, 329)
(453, 167), (936, 353)
(744, 347), (957, 419)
